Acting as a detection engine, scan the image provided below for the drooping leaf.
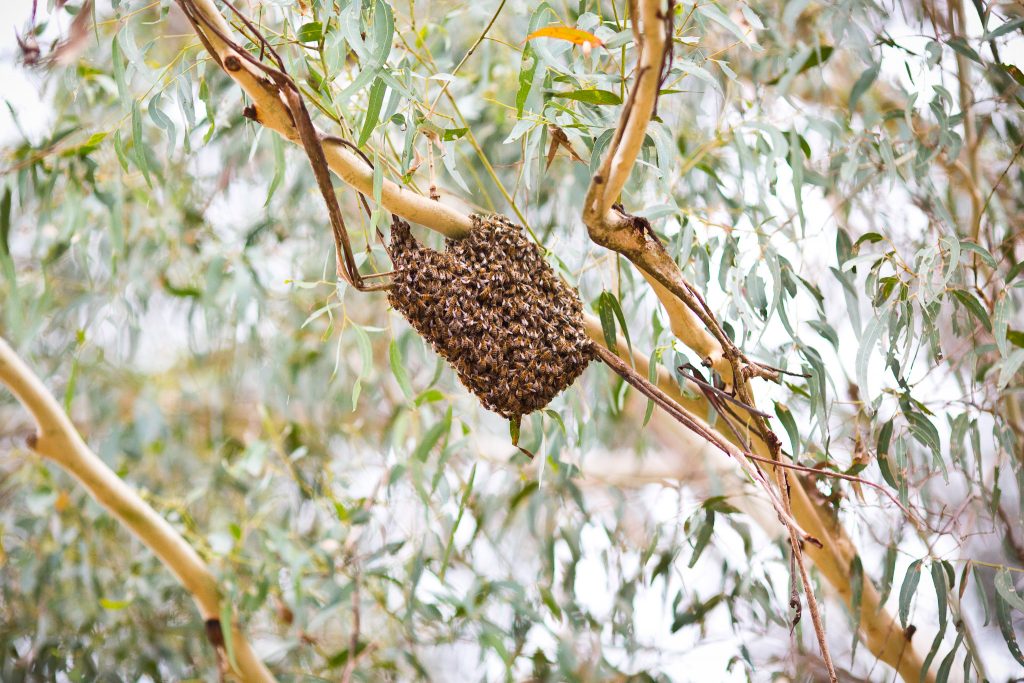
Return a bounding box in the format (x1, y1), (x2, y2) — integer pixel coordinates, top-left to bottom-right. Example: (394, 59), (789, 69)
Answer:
(950, 289), (993, 332)
(358, 77), (387, 146)
(849, 63), (879, 111)
(850, 556), (864, 659)
(0, 188), (10, 258)
(879, 545), (898, 606)
(297, 21), (323, 43)
(604, 291), (633, 360)
(997, 587), (1024, 666)
(995, 569), (1024, 612)
(672, 593), (724, 632)
(946, 37), (983, 64)
(389, 339), (414, 400)
(413, 408), (452, 462)
(899, 559), (923, 629)
(688, 510), (715, 568)
(935, 631), (964, 683)
(597, 291), (618, 354)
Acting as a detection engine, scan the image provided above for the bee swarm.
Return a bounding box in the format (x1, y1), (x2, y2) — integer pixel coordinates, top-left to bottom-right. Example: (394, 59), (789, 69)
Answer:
(387, 213), (594, 420)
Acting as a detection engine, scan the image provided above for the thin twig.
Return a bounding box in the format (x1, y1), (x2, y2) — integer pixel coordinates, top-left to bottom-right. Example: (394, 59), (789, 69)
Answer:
(595, 344), (819, 546)
(425, 0), (507, 115)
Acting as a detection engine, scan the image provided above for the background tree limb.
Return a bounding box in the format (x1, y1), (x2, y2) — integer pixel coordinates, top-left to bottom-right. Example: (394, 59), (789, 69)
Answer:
(0, 337), (276, 683)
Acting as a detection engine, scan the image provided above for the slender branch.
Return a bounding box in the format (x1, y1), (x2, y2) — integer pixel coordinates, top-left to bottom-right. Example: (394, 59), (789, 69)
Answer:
(595, 343), (818, 544)
(425, 0), (507, 115)
(950, 0), (984, 247)
(791, 531), (836, 679)
(0, 337), (276, 682)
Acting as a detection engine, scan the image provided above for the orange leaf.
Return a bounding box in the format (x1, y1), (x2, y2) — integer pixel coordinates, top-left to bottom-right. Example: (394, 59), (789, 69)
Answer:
(526, 26), (604, 49)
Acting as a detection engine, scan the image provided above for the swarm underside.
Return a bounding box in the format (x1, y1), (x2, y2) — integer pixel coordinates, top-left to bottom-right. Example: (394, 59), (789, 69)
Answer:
(387, 213), (594, 419)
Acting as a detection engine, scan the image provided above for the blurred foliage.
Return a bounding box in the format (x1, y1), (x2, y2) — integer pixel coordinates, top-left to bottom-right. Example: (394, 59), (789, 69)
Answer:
(0, 0), (1022, 680)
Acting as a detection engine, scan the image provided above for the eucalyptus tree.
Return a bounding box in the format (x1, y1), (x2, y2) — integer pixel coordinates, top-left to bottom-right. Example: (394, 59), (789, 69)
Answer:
(1, 0), (1022, 681)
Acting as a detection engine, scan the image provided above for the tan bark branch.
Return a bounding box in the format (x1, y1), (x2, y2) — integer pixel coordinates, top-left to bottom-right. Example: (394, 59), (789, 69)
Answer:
(581, 0), (729, 381)
(596, 7), (662, 216)
(580, 0), (930, 680)
(0, 337), (276, 683)
(184, 0), (472, 239)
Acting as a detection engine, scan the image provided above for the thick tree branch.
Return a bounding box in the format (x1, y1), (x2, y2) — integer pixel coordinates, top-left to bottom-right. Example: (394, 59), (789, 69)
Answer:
(595, 6), (663, 216)
(0, 337), (276, 683)
(581, 0), (729, 381)
(580, 0), (931, 681)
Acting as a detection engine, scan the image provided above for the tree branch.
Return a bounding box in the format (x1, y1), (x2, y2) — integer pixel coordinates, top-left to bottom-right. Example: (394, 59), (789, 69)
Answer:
(181, 0), (472, 239)
(581, 0), (729, 381)
(595, 2), (665, 216)
(579, 0), (931, 680)
(0, 336), (276, 683)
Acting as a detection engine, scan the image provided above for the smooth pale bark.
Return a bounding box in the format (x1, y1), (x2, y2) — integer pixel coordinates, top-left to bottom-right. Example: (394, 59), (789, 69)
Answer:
(577, 0), (929, 679)
(0, 338), (276, 682)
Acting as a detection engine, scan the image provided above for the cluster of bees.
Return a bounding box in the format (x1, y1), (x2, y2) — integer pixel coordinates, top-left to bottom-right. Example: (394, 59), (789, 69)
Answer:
(387, 213), (595, 420)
